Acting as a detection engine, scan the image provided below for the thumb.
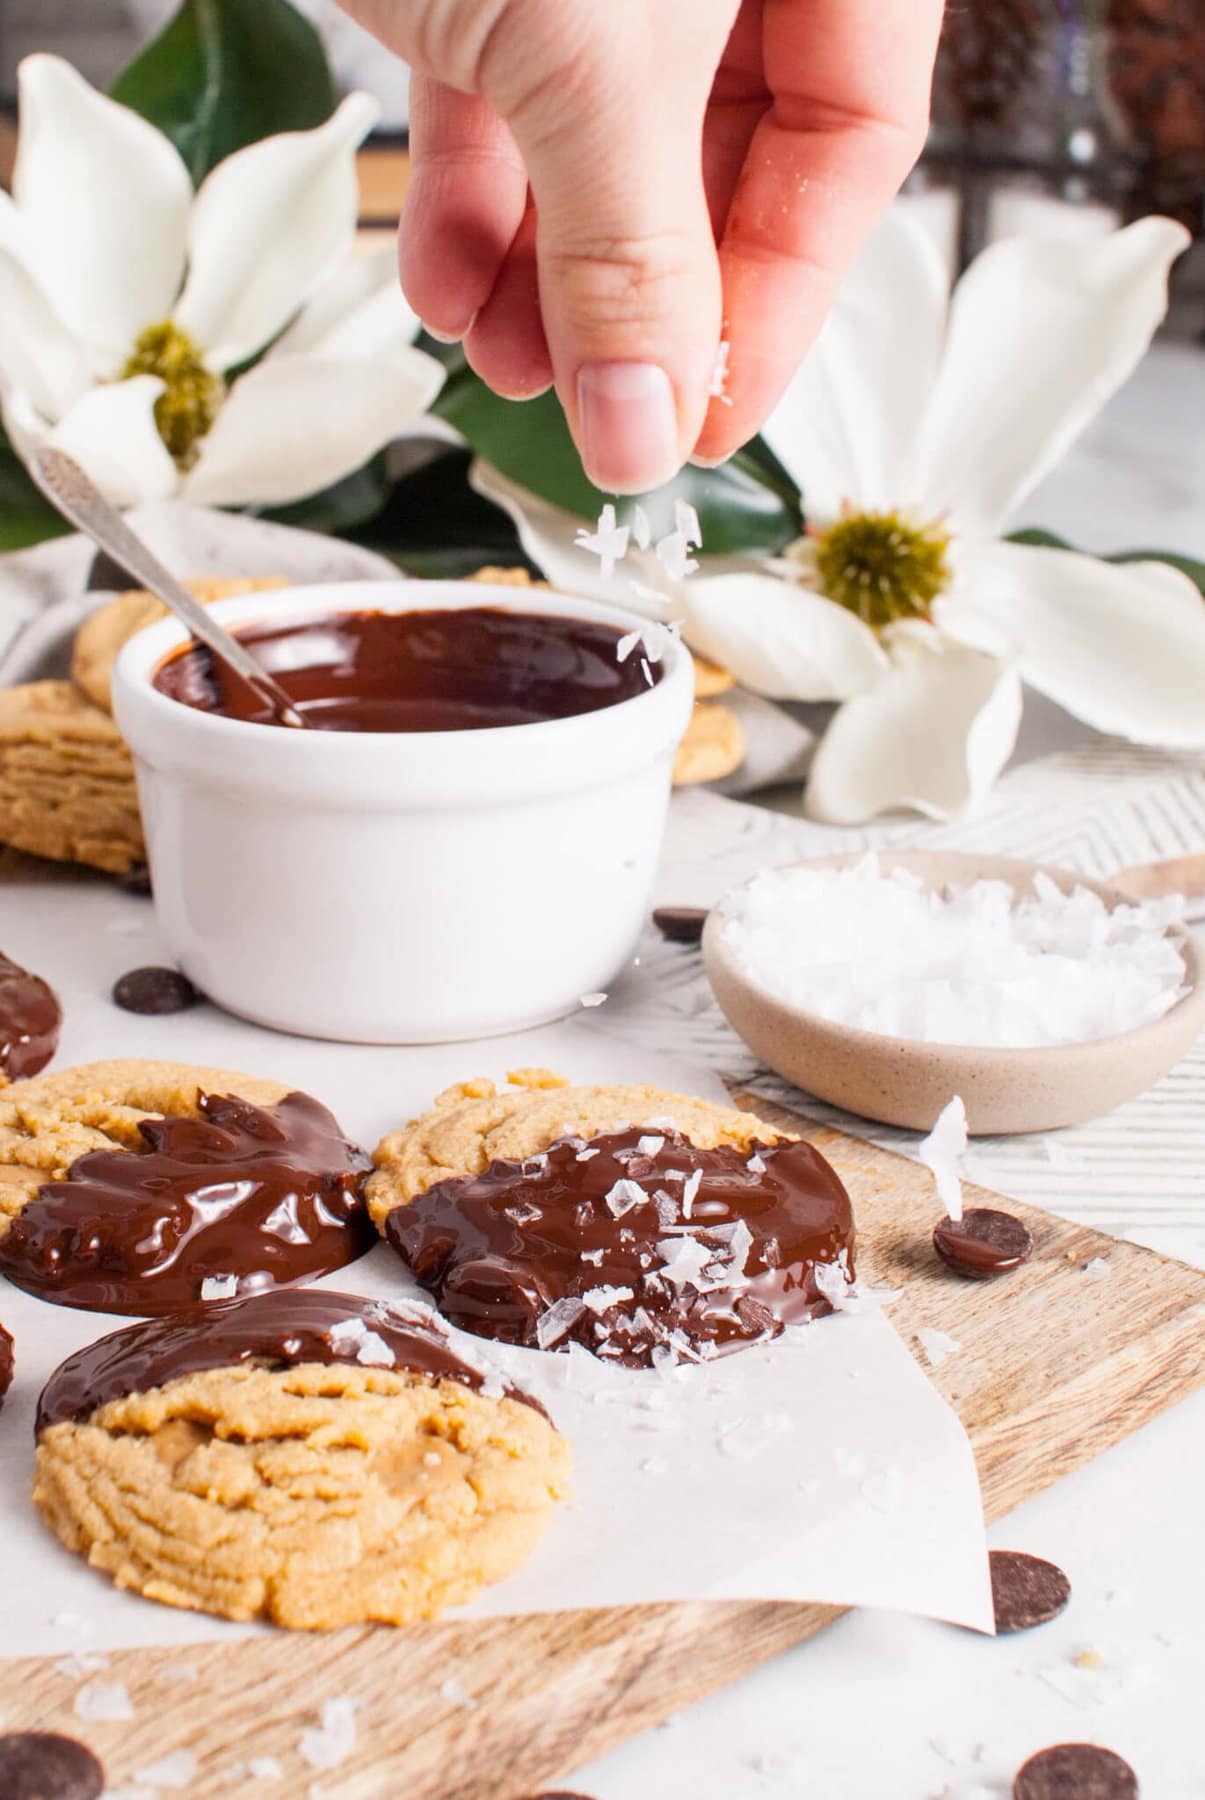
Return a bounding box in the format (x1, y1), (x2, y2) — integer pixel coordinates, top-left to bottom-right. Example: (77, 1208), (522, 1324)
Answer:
(493, 24), (724, 494)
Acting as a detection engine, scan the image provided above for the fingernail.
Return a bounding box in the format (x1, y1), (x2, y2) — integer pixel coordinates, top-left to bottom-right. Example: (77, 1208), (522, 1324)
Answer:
(577, 362), (679, 494)
(688, 453), (729, 470)
(423, 314), (477, 345)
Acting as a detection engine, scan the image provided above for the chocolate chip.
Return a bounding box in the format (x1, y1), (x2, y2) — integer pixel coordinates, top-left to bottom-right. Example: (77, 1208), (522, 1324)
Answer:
(652, 906), (708, 945)
(117, 864), (152, 897)
(934, 1207), (1034, 1278)
(112, 966), (200, 1015)
(0, 1732), (105, 1799)
(990, 1549), (1072, 1633)
(1013, 1743), (1138, 1799)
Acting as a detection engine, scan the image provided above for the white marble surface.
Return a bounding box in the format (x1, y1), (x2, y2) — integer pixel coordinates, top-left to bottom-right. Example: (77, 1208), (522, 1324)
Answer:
(570, 343), (1205, 1799)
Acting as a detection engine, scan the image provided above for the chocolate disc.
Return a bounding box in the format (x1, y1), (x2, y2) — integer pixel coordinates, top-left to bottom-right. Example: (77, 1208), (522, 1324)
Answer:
(1013, 1743), (1138, 1799)
(934, 1207), (1034, 1279)
(652, 907), (708, 945)
(0, 1320), (12, 1409)
(990, 1549), (1072, 1633)
(0, 1732), (105, 1799)
(112, 966), (200, 1015)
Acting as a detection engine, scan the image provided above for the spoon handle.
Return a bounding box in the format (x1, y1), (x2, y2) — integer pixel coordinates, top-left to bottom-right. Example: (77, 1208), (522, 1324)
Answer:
(29, 448), (306, 729)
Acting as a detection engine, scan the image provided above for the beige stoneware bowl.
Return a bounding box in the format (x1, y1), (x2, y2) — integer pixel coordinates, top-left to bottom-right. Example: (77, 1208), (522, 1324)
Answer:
(703, 851), (1205, 1136)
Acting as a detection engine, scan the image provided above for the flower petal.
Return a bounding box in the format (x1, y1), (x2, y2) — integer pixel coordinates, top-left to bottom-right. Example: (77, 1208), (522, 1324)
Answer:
(682, 573), (886, 701)
(174, 94), (379, 369)
(272, 245), (420, 359)
(29, 377), (179, 507)
(182, 347), (443, 508)
(910, 217), (1189, 537)
(0, 201), (90, 417)
(805, 628), (1022, 823)
(950, 540), (1205, 749)
(468, 461), (665, 607)
(760, 204), (950, 518)
(12, 55), (191, 357)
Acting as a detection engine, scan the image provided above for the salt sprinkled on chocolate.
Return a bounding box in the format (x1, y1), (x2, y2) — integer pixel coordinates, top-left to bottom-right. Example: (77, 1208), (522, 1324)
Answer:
(719, 855), (1187, 1047)
(919, 1096), (968, 1222)
(200, 1274), (238, 1301)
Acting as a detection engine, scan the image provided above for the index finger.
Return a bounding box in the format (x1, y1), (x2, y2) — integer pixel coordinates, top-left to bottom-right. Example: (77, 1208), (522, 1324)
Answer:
(694, 0), (943, 463)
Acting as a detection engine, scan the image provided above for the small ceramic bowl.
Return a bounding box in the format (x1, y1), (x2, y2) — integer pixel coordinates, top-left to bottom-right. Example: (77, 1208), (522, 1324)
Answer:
(703, 851), (1205, 1135)
(113, 580), (694, 1043)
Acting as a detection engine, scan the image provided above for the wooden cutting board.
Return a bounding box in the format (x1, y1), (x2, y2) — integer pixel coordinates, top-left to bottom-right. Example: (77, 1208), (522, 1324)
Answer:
(6, 1095), (1204, 1798)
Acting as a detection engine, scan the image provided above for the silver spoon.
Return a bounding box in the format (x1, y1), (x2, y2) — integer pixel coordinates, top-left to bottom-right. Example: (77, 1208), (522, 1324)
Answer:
(29, 447), (307, 729)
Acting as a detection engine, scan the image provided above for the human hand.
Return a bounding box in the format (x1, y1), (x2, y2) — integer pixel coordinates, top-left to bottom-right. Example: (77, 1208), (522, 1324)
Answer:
(337, 0), (943, 492)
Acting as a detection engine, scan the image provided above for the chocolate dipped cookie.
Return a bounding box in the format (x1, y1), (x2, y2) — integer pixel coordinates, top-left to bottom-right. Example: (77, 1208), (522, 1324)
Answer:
(369, 1071), (856, 1367)
(34, 1290), (569, 1628)
(0, 1060), (373, 1313)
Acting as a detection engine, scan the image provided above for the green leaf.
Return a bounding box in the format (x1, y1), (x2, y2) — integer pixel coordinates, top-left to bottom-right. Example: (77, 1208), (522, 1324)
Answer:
(345, 447), (533, 578)
(431, 363), (802, 557)
(0, 435), (71, 553)
(257, 455), (392, 537)
(1009, 528), (1205, 598)
(110, 0), (337, 186)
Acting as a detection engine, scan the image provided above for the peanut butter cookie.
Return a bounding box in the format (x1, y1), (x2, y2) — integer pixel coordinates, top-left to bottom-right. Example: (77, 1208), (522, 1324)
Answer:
(370, 1072), (855, 1367)
(673, 699), (744, 786)
(0, 682), (144, 873)
(72, 577), (288, 713)
(34, 1290), (569, 1629)
(0, 1059), (372, 1314)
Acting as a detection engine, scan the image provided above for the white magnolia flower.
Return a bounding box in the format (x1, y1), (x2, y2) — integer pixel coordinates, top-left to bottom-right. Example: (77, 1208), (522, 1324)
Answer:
(0, 55), (444, 509)
(474, 208), (1205, 823)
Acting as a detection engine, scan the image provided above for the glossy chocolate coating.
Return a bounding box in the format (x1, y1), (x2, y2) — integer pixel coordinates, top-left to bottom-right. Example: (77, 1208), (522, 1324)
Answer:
(0, 1091), (373, 1315)
(36, 1288), (534, 1432)
(0, 950), (61, 1080)
(0, 1319), (12, 1409)
(385, 1126), (855, 1366)
(153, 606), (657, 732)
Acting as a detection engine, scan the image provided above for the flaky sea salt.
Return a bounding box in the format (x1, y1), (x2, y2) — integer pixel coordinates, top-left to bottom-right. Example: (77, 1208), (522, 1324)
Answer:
(134, 1750), (198, 1789)
(919, 1096), (968, 1222)
(719, 854), (1187, 1048)
(574, 503), (628, 578)
(299, 1698), (358, 1771)
(580, 991), (608, 1009)
(200, 1273), (238, 1301)
(917, 1327), (961, 1368)
(74, 1679), (134, 1721)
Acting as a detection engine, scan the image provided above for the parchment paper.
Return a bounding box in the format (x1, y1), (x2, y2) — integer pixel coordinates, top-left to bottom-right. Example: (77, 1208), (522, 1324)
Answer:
(0, 869), (993, 1661)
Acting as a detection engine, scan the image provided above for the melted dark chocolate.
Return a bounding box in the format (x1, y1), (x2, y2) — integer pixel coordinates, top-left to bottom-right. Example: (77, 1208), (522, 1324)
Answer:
(153, 606), (658, 732)
(0, 1091), (373, 1315)
(933, 1207), (1034, 1278)
(36, 1288), (539, 1432)
(384, 1125), (855, 1367)
(0, 951), (60, 1081)
(0, 1319), (12, 1409)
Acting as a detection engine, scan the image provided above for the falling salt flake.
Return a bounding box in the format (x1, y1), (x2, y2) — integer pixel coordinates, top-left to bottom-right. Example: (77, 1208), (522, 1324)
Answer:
(574, 503), (629, 578)
(582, 1284), (635, 1314)
(536, 1295), (586, 1348)
(605, 1177), (647, 1218)
(200, 1272), (238, 1301)
(746, 1152), (767, 1174)
(75, 1679), (134, 1722)
(680, 1167), (703, 1219)
(299, 1697), (358, 1771)
(709, 338), (731, 400)
(917, 1326), (961, 1368)
(134, 1750), (198, 1790)
(674, 499), (702, 548)
(616, 629), (642, 663)
(655, 529), (699, 583)
(631, 503), (652, 551)
(1083, 1256), (1112, 1279)
(580, 991), (608, 1008)
(918, 1095), (968, 1223)
(440, 1676), (478, 1711)
(248, 1755), (284, 1780)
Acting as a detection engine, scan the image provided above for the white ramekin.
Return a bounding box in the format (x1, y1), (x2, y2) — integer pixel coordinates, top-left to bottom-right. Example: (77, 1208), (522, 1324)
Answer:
(112, 579), (694, 1043)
